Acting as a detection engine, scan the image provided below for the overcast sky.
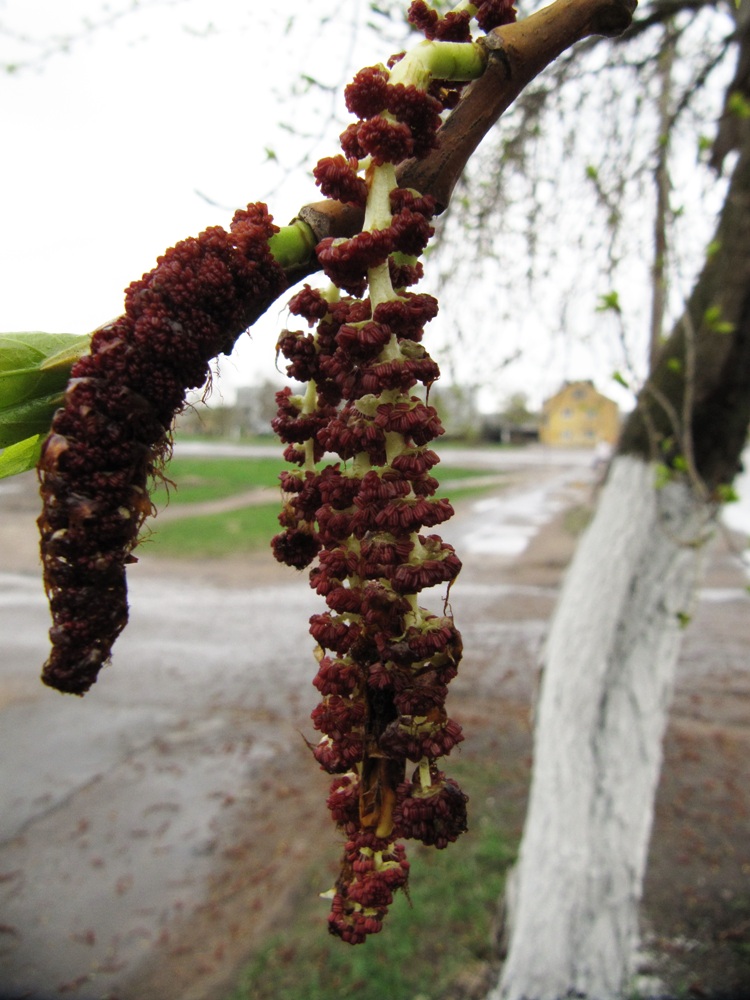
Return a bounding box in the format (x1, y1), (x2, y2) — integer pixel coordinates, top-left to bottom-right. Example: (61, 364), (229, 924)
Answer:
(1, 0), (706, 413)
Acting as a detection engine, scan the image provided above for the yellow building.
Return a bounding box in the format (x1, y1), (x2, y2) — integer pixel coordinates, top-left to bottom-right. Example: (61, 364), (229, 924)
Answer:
(539, 380), (619, 448)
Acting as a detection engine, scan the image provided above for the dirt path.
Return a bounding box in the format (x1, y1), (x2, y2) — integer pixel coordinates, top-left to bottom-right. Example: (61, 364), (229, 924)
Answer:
(120, 506), (750, 1000)
(2, 462), (750, 999)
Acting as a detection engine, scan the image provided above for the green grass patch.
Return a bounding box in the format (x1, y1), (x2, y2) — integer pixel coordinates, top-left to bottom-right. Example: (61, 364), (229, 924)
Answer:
(153, 456), (502, 509)
(144, 456), (504, 559)
(143, 503), (282, 559)
(439, 466), (499, 480)
(145, 483), (495, 560)
(153, 456), (286, 506)
(228, 757), (517, 1000)
(562, 503), (593, 537)
(441, 481), (504, 504)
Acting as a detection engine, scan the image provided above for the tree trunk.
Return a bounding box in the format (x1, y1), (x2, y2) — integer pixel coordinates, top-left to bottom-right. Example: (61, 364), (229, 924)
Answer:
(492, 457), (712, 999)
(491, 25), (750, 999)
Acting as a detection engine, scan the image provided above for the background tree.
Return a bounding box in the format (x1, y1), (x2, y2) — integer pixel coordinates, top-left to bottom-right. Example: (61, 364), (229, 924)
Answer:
(483, 1), (750, 996)
(431, 0), (738, 406)
(1, 0), (748, 993)
(497, 391), (536, 424)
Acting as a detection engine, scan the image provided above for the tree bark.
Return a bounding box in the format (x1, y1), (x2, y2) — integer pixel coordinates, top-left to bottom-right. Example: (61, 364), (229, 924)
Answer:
(492, 458), (713, 1000)
(281, 0), (639, 284)
(491, 24), (750, 998)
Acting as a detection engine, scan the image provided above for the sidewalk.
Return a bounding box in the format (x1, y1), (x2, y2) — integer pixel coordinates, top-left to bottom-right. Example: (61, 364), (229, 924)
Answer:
(1, 459), (749, 998)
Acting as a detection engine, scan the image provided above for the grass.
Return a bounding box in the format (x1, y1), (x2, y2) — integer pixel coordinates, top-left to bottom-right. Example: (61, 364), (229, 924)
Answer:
(153, 456), (285, 506)
(144, 456), (504, 559)
(562, 503), (593, 537)
(153, 456), (501, 507)
(143, 503), (282, 559)
(227, 757), (518, 1000)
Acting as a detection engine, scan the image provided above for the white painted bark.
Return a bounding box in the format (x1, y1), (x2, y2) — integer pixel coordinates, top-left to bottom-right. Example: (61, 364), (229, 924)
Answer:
(490, 454), (715, 1000)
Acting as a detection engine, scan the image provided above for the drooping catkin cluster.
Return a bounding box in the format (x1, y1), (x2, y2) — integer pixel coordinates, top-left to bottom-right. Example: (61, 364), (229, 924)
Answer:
(38, 206), (287, 694)
(408, 0), (516, 39)
(270, 1), (521, 942)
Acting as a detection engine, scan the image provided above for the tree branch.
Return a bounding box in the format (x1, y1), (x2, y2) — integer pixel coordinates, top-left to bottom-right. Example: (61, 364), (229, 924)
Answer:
(289, 0), (637, 266)
(87, 0), (637, 350)
(617, 0), (717, 42)
(399, 0), (637, 211)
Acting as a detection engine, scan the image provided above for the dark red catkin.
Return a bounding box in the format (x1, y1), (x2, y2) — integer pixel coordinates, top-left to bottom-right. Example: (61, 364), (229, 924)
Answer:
(37, 204), (287, 695)
(271, 5), (509, 939)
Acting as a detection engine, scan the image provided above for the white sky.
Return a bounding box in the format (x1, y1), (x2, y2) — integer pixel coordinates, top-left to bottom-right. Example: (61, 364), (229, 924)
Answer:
(0, 0), (726, 415)
(1, 0), (379, 399)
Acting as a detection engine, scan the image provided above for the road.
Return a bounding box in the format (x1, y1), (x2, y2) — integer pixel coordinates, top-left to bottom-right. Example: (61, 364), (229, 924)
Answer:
(0, 446), (593, 999)
(2, 442), (750, 999)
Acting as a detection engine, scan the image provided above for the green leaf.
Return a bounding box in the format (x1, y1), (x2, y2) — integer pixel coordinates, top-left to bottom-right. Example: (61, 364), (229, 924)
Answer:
(660, 435), (675, 454)
(612, 370), (630, 389)
(0, 391), (71, 447)
(716, 483), (740, 504)
(654, 463), (672, 489)
(0, 434), (44, 479)
(666, 357), (682, 373)
(728, 90), (750, 120)
(597, 291), (621, 314)
(676, 610), (692, 629)
(0, 331), (89, 452)
(703, 305), (735, 334)
(703, 305), (721, 325)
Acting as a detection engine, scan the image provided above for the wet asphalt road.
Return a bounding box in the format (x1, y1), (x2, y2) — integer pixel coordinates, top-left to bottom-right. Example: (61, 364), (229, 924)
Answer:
(0, 447), (591, 998)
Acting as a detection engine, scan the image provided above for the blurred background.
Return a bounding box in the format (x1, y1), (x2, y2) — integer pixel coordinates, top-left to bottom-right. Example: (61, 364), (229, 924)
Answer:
(1, 1), (750, 998)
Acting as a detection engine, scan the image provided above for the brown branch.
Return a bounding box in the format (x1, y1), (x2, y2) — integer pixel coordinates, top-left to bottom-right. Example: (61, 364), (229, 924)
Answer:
(291, 0), (636, 256)
(619, 136), (750, 490)
(618, 0), (718, 42)
(399, 0), (637, 211)
(87, 0), (637, 338)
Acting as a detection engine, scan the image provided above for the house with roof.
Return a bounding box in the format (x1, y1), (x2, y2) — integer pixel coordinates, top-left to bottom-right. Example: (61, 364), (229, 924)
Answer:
(539, 380), (620, 448)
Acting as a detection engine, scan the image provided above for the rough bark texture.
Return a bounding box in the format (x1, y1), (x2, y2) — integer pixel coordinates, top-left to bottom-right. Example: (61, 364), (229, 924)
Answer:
(493, 17), (750, 999)
(492, 457), (712, 999)
(290, 0), (638, 270)
(620, 145), (750, 489)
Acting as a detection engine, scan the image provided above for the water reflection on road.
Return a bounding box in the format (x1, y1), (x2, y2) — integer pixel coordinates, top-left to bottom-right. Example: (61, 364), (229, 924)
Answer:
(0, 446), (592, 998)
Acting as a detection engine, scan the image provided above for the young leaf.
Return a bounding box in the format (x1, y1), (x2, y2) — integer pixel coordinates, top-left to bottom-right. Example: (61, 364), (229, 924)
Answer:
(702, 305), (735, 334)
(654, 463), (672, 489)
(0, 331), (89, 453)
(728, 90), (750, 120)
(0, 434), (44, 479)
(597, 291), (621, 314)
(0, 391), (75, 447)
(716, 483), (740, 504)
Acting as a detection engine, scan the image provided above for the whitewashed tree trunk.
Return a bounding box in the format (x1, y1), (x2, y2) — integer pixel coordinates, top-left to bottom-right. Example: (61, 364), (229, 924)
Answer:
(486, 18), (750, 996)
(490, 454), (715, 1000)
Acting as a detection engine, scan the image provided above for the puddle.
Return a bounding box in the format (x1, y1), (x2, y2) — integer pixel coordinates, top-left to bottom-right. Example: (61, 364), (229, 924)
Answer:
(0, 449), (594, 996)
